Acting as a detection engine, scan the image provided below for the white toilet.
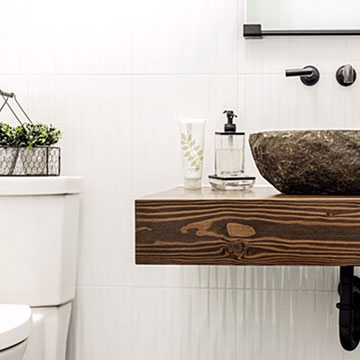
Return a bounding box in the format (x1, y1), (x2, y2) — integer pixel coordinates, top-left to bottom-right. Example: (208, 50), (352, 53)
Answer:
(0, 177), (82, 360)
(0, 305), (32, 360)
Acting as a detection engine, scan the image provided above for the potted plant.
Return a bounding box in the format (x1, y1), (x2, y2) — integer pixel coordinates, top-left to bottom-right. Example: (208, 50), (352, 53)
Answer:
(0, 89), (62, 176)
(0, 123), (62, 176)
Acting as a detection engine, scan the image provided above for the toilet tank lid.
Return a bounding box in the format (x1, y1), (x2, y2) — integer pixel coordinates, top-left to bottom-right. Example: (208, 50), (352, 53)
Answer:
(0, 176), (82, 196)
(0, 305), (32, 350)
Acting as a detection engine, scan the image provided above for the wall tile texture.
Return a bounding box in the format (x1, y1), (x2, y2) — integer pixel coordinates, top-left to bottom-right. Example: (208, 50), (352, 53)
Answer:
(3, 0), (360, 359)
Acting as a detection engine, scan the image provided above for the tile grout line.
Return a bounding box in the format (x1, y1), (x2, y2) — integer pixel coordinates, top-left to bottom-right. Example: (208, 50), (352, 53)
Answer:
(75, 284), (338, 292)
(129, 14), (135, 358)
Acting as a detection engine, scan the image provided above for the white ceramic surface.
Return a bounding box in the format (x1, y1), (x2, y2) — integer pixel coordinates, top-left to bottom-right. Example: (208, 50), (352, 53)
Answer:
(0, 340), (28, 360)
(0, 305), (32, 351)
(0, 177), (81, 360)
(0, 176), (82, 196)
(0, 177), (82, 306)
(22, 304), (71, 360)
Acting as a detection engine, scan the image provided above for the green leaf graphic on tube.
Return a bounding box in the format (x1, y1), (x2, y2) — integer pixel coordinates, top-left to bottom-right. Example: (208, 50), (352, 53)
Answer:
(181, 133), (203, 173)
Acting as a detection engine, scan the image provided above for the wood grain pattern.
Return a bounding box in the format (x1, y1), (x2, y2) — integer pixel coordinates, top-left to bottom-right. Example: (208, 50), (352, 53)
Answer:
(136, 188), (360, 266)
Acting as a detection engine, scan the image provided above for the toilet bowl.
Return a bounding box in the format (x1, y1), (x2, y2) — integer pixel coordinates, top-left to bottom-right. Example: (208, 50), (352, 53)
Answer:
(0, 177), (82, 360)
(0, 305), (32, 360)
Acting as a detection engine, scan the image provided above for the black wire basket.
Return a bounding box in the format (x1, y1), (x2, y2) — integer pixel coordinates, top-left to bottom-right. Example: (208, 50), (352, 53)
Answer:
(0, 147), (60, 176)
(0, 90), (60, 176)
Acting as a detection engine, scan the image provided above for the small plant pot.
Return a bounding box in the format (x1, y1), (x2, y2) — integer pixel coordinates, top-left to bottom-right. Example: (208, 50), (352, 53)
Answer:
(0, 147), (60, 176)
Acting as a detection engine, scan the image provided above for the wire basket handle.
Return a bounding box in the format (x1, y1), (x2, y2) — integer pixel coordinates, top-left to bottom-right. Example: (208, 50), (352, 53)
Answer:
(0, 89), (34, 127)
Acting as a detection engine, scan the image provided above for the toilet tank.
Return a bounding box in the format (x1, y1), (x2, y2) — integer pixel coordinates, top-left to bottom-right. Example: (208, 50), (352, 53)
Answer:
(0, 177), (82, 307)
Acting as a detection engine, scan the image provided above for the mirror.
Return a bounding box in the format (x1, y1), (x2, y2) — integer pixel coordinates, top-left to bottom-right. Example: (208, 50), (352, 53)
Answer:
(245, 0), (360, 37)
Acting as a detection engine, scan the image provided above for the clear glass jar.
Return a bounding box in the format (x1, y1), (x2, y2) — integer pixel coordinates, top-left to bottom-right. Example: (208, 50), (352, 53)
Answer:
(209, 110), (255, 191)
(215, 132), (245, 177)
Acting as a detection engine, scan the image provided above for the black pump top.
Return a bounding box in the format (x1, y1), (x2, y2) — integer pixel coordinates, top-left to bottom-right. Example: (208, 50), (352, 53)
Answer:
(223, 110), (238, 133)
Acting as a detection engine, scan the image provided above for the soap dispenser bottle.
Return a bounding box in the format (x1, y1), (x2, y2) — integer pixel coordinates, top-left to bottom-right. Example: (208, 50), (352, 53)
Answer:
(209, 110), (255, 191)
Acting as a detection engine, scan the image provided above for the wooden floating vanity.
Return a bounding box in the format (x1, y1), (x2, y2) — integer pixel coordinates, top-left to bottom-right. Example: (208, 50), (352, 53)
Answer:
(135, 187), (360, 266)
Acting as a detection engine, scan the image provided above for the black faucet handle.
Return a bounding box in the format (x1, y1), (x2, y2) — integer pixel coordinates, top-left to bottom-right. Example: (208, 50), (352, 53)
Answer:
(285, 65), (320, 86)
(336, 64), (357, 87)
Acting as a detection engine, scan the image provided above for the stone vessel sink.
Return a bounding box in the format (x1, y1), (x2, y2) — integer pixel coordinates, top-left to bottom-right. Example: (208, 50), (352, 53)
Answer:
(249, 130), (360, 195)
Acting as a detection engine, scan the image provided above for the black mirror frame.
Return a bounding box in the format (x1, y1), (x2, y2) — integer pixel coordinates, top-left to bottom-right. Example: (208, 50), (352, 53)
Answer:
(244, 24), (360, 39)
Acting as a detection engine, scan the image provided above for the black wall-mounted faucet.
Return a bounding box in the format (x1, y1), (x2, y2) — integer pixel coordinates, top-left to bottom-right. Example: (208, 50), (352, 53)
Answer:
(336, 64), (357, 86)
(285, 65), (320, 86)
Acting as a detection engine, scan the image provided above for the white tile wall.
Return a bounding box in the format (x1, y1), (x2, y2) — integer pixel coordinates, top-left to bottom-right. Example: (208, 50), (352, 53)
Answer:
(131, 0), (238, 74)
(69, 287), (344, 360)
(55, 0), (132, 74)
(2, 0), (360, 359)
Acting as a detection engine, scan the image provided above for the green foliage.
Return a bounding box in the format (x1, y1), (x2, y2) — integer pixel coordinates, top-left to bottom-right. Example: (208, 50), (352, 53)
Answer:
(0, 123), (16, 146)
(181, 133), (204, 172)
(25, 124), (62, 149)
(0, 123), (61, 149)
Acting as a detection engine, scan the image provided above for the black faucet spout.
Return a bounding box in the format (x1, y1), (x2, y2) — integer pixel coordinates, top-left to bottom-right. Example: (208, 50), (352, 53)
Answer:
(285, 65), (320, 86)
(286, 68), (313, 77)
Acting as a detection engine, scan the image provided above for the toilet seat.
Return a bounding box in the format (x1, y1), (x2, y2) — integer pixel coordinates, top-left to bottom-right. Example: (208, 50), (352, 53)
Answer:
(0, 305), (32, 351)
